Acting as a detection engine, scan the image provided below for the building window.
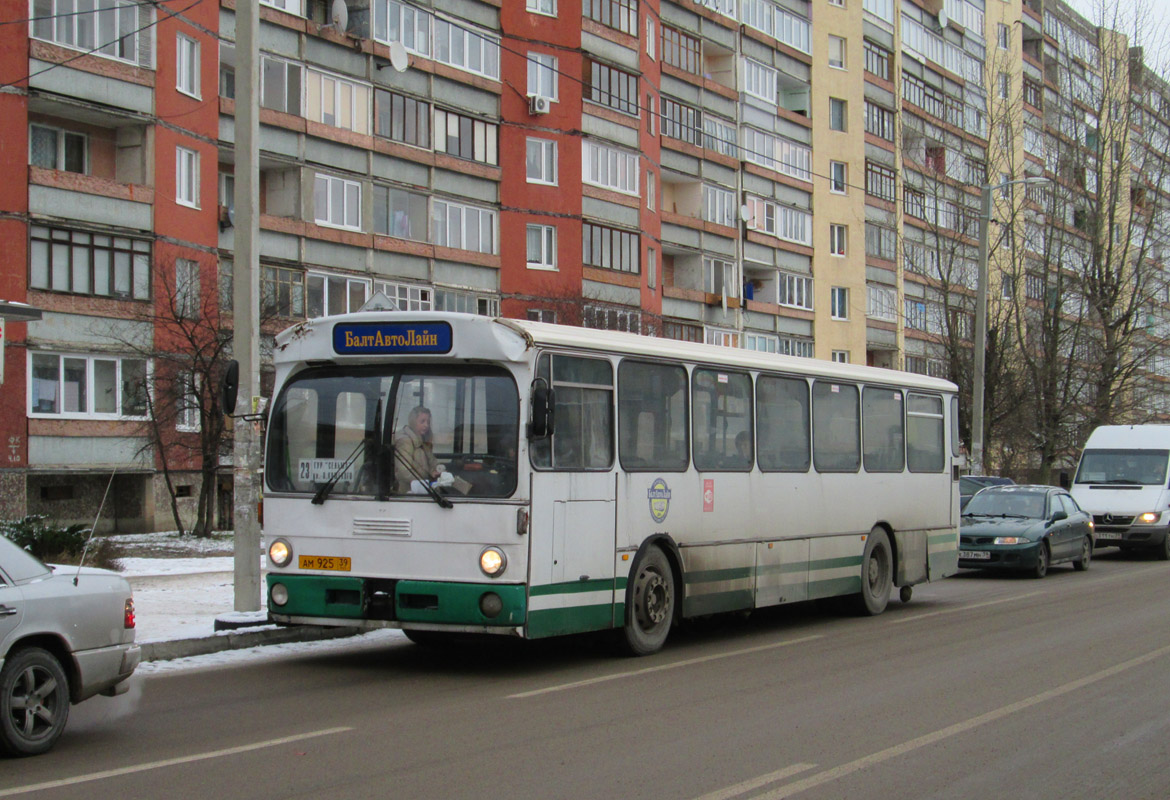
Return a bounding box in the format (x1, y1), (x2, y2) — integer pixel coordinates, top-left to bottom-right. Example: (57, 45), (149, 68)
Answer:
(831, 286), (849, 319)
(779, 336), (815, 358)
(744, 333), (778, 353)
(526, 224), (557, 270)
(830, 98), (847, 131)
(662, 26), (700, 74)
(374, 280), (433, 311)
(526, 138), (557, 185)
(705, 257), (737, 298)
(998, 23), (1009, 49)
(29, 125), (86, 173)
(779, 272), (813, 310)
(261, 56), (303, 115)
(176, 33), (200, 98)
(831, 350), (849, 363)
(863, 39), (891, 81)
(432, 200), (497, 254)
(30, 226), (151, 300)
(830, 161), (848, 193)
(175, 259), (200, 319)
(742, 59), (778, 105)
(313, 174), (361, 230)
(433, 108), (498, 165)
(582, 141), (639, 195)
(373, 0), (431, 55)
(864, 101), (895, 141)
(373, 185), (428, 241)
(865, 160), (896, 201)
(702, 184), (736, 227)
(646, 17), (656, 59)
(999, 72), (1010, 99)
(307, 273), (369, 318)
(647, 171), (655, 210)
(905, 298), (927, 329)
(830, 224), (847, 256)
(175, 371), (200, 432)
(660, 96), (701, 145)
(31, 0), (151, 66)
(433, 19), (500, 79)
(588, 61), (639, 115)
(307, 70), (371, 133)
(262, 266), (304, 317)
(584, 304), (640, 332)
(584, 0), (637, 34)
(828, 36), (847, 69)
(527, 309), (557, 323)
(374, 89), (429, 148)
(219, 44), (235, 98)
(646, 247), (657, 289)
(663, 320), (702, 342)
(527, 0), (555, 14)
(867, 284), (897, 321)
(527, 53), (558, 99)
(865, 223), (897, 261)
(29, 353), (148, 418)
(176, 147), (199, 208)
(583, 223), (639, 273)
(435, 289), (499, 316)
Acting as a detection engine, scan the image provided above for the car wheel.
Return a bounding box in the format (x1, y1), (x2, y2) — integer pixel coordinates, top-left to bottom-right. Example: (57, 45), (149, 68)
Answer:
(1032, 542), (1050, 579)
(1157, 533), (1170, 562)
(1073, 536), (1092, 572)
(622, 546), (675, 656)
(0, 647), (71, 757)
(854, 528), (893, 616)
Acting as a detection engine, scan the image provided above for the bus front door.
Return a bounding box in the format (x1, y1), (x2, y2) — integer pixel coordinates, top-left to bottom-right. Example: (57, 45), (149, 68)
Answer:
(527, 471), (617, 638)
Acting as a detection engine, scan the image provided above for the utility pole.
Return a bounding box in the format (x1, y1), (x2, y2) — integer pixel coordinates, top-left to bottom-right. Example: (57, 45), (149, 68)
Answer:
(231, 0), (262, 612)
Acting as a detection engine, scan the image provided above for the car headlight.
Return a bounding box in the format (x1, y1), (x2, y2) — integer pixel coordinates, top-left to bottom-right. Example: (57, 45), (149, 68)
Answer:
(480, 546), (507, 577)
(993, 536), (1031, 545)
(1139, 512), (1161, 524)
(268, 538), (293, 568)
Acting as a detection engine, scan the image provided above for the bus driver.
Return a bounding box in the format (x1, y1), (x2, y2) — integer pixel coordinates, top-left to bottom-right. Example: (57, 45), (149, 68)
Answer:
(394, 405), (445, 493)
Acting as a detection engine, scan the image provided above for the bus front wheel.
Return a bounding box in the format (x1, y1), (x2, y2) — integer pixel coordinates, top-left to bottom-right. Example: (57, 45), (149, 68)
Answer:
(623, 547), (675, 656)
(854, 528), (892, 616)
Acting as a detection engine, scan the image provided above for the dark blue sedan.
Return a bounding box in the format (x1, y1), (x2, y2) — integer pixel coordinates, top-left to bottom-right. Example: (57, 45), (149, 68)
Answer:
(959, 485), (1095, 578)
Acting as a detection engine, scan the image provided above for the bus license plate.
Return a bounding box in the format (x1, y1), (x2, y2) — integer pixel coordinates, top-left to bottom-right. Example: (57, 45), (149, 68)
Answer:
(959, 550), (990, 560)
(299, 555), (352, 571)
(1095, 532), (1122, 540)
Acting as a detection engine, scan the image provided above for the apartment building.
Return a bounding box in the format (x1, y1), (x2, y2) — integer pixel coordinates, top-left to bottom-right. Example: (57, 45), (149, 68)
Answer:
(1, 0), (1167, 528)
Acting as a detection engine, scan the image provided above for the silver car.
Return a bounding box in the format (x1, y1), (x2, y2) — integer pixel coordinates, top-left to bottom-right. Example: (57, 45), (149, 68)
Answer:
(0, 536), (140, 756)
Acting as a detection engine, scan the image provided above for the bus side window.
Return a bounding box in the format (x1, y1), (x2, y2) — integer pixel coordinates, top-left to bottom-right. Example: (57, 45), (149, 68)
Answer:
(692, 368), (753, 471)
(532, 354), (614, 471)
(862, 387), (905, 473)
(813, 382), (860, 473)
(757, 375), (810, 472)
(907, 393), (945, 472)
(619, 360), (689, 471)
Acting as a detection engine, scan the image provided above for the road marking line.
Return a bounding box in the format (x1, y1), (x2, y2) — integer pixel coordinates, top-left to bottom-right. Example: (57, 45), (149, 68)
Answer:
(691, 763), (817, 800)
(508, 635), (824, 699)
(0, 727), (353, 797)
(889, 591), (1042, 623)
(721, 641), (1170, 800)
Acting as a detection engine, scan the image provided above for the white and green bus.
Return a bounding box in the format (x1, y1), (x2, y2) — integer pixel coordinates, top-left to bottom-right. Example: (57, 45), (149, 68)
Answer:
(261, 310), (960, 654)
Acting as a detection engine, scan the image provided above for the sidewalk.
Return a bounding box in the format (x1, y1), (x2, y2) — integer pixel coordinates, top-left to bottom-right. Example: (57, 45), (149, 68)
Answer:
(121, 554), (364, 662)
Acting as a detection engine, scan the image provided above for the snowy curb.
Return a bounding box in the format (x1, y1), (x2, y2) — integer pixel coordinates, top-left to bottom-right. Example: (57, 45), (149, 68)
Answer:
(140, 624), (363, 662)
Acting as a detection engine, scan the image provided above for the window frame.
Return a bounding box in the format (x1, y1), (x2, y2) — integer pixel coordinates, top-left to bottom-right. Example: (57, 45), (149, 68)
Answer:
(176, 146), (200, 209)
(526, 223), (558, 270)
(526, 137), (558, 185)
(28, 352), (150, 420)
(176, 32), (201, 99)
(314, 173), (362, 231)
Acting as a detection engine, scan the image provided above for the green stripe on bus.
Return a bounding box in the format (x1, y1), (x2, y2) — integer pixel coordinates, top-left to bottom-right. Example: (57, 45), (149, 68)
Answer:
(808, 555), (864, 571)
(807, 576), (862, 599)
(527, 604), (614, 639)
(683, 589), (755, 617)
(685, 566), (754, 585)
(530, 578), (621, 597)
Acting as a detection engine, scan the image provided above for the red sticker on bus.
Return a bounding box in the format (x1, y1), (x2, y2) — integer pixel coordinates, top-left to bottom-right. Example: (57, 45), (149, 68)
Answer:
(703, 479), (714, 512)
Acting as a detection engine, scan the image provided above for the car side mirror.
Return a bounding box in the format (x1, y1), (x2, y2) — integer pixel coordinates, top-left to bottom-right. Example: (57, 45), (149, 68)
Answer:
(1050, 510), (1068, 523)
(529, 378), (554, 439)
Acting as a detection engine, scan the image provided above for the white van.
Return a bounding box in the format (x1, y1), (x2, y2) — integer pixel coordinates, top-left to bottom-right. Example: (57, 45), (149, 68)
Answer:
(1070, 425), (1170, 558)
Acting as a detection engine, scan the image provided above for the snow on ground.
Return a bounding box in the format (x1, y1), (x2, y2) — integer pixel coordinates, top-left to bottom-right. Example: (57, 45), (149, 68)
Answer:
(136, 630), (407, 675)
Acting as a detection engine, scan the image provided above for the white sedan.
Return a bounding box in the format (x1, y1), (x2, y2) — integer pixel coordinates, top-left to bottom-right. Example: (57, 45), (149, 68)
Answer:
(0, 535), (139, 756)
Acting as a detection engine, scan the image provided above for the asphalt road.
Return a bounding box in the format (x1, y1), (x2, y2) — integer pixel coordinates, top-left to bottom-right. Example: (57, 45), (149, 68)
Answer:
(5, 549), (1170, 800)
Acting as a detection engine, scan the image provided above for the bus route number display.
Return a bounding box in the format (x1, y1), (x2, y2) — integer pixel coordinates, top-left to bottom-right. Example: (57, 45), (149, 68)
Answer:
(333, 322), (453, 355)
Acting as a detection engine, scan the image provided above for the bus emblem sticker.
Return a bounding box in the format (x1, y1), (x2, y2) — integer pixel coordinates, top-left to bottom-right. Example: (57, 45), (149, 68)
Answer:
(648, 478), (671, 524)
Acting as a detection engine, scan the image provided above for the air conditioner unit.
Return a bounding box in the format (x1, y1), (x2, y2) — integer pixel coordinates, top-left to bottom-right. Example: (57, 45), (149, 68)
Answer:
(529, 95), (551, 115)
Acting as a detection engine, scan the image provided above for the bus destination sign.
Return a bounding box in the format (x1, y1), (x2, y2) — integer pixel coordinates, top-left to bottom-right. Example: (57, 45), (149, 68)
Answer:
(332, 322), (453, 355)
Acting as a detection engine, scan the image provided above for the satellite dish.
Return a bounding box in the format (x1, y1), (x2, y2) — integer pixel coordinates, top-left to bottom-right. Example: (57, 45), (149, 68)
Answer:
(937, 8), (948, 29)
(331, 0), (348, 31)
(388, 40), (409, 73)
(739, 204), (752, 223)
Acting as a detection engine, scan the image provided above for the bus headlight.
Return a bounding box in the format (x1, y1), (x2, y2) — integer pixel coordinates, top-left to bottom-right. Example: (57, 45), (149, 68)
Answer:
(1139, 512), (1161, 524)
(480, 547), (507, 577)
(271, 583), (289, 606)
(268, 539), (293, 568)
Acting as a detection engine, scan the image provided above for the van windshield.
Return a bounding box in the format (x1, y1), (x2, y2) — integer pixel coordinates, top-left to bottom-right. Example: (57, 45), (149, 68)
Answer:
(1074, 449), (1169, 486)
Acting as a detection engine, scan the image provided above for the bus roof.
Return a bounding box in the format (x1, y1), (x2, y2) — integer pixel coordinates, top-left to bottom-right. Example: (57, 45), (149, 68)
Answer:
(273, 311), (957, 394)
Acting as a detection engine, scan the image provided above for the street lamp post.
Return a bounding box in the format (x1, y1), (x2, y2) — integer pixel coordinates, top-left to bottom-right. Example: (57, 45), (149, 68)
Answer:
(971, 177), (1048, 476)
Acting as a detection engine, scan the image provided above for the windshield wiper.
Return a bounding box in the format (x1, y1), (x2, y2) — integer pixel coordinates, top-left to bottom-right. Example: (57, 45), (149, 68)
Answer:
(390, 443), (453, 509)
(311, 437), (369, 505)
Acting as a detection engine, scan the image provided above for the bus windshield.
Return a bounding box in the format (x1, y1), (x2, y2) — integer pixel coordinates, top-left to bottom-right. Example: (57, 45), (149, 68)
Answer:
(1074, 449), (1170, 486)
(266, 365), (519, 499)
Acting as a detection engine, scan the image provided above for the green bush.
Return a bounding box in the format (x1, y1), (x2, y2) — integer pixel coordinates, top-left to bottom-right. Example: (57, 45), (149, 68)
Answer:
(0, 515), (114, 568)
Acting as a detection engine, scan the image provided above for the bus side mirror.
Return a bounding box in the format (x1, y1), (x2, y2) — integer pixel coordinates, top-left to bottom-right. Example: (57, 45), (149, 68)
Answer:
(530, 379), (554, 439)
(221, 360), (240, 415)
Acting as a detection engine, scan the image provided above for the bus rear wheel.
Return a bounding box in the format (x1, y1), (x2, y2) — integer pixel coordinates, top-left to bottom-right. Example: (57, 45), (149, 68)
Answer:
(623, 547), (675, 656)
(854, 528), (892, 616)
